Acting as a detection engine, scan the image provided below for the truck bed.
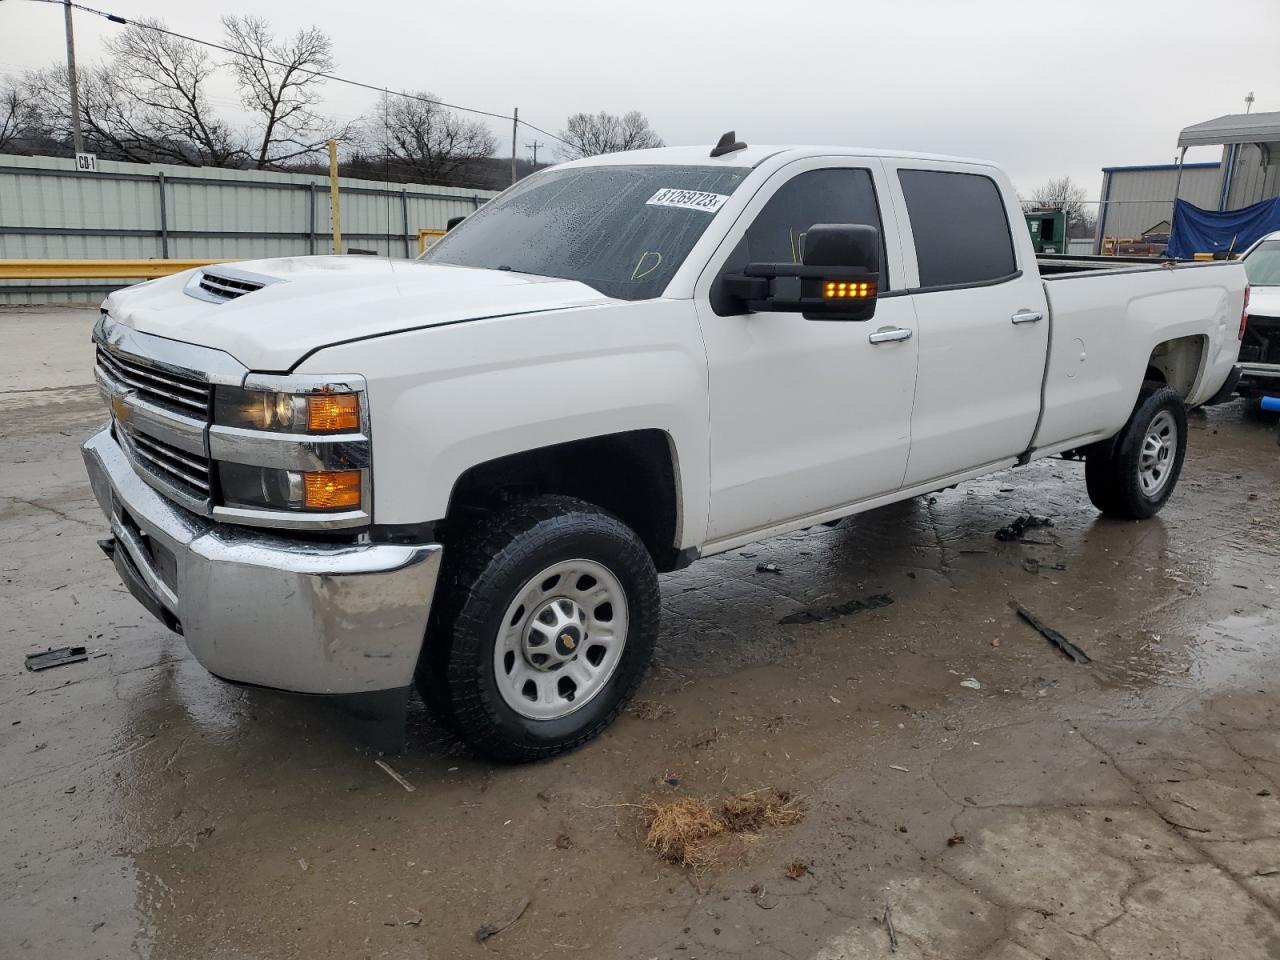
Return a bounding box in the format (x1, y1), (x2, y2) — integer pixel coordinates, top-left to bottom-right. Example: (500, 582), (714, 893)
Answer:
(1037, 255), (1211, 278)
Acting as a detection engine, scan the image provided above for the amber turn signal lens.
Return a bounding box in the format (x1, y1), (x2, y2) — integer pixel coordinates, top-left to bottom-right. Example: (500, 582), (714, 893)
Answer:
(303, 470), (361, 510)
(822, 280), (877, 300)
(306, 393), (359, 432)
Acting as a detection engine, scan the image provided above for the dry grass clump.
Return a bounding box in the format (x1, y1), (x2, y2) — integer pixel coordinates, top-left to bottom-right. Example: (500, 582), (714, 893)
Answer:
(720, 789), (804, 832)
(645, 789), (804, 871)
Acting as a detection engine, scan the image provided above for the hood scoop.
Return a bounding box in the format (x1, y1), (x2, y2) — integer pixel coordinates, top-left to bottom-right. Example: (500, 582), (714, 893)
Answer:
(185, 266), (281, 304)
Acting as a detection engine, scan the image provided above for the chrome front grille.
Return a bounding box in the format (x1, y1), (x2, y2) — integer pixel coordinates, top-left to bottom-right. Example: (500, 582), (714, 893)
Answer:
(95, 347), (211, 418)
(196, 272), (264, 301)
(123, 428), (212, 499)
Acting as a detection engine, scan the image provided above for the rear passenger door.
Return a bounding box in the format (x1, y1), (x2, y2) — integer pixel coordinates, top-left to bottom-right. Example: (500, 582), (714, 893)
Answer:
(884, 162), (1050, 486)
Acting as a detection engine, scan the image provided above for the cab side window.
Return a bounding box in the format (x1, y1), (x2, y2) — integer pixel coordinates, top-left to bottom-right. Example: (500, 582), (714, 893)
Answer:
(713, 168), (887, 315)
(744, 168), (885, 270)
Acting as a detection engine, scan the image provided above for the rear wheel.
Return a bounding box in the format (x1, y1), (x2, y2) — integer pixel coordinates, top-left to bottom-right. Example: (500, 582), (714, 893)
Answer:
(1085, 383), (1187, 519)
(417, 495), (659, 762)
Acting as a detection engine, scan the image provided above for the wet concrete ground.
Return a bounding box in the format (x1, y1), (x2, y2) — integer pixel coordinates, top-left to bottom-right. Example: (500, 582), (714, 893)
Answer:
(3, 306), (1280, 960)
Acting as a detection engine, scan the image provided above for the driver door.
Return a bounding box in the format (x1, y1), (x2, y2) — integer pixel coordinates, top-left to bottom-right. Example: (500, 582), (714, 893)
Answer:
(693, 158), (918, 544)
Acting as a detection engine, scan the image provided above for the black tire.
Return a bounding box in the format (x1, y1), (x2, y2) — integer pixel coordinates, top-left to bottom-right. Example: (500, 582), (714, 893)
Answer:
(1085, 382), (1188, 520)
(417, 495), (659, 762)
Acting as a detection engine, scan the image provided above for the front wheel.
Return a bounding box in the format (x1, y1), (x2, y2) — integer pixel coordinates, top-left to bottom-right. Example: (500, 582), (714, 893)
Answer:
(418, 495), (659, 762)
(1085, 383), (1188, 519)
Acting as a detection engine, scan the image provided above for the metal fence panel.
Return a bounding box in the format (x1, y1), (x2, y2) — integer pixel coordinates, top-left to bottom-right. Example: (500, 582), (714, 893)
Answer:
(0, 153), (497, 304)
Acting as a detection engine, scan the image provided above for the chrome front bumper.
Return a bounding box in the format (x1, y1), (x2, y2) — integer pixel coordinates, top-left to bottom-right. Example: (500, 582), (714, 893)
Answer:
(82, 425), (441, 696)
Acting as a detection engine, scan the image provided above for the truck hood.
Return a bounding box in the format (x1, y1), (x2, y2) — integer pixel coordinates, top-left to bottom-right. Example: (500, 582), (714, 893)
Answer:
(1249, 284), (1280, 320)
(103, 256), (616, 371)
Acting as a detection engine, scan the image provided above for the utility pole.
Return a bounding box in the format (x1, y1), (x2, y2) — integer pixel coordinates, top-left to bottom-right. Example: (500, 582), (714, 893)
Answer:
(511, 107), (519, 185)
(1245, 91), (1255, 114)
(525, 140), (544, 168)
(63, 0), (84, 154)
(328, 139), (342, 255)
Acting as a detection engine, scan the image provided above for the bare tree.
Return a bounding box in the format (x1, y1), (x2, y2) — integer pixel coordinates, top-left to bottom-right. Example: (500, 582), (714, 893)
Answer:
(1028, 176), (1087, 220)
(105, 19), (242, 166)
(222, 15), (351, 168)
(556, 110), (663, 160)
(368, 91), (496, 184)
(21, 62), (167, 162)
(0, 77), (38, 151)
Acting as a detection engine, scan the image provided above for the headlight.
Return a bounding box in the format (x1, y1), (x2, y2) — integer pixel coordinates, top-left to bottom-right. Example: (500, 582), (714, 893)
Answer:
(208, 375), (370, 528)
(219, 463), (362, 512)
(213, 387), (361, 433)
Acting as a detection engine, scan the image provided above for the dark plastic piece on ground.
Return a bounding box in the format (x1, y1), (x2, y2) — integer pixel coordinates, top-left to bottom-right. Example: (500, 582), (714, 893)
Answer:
(779, 593), (894, 626)
(995, 514), (1053, 541)
(1014, 605), (1091, 663)
(25, 646), (89, 671)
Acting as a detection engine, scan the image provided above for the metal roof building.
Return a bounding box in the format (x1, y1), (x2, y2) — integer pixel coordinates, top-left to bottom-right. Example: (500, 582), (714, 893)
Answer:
(1096, 110), (1280, 252)
(1096, 162), (1222, 249)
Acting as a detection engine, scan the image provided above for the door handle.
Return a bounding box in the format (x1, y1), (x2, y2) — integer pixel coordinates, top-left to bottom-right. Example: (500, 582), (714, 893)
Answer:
(1011, 309), (1043, 324)
(868, 327), (913, 344)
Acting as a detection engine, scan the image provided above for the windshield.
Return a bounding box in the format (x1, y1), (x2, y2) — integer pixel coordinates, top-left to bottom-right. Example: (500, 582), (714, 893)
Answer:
(420, 164), (750, 300)
(1244, 240), (1280, 286)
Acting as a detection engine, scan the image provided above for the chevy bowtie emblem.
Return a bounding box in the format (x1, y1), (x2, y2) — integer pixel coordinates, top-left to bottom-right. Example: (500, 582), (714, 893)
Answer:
(111, 394), (131, 422)
(560, 632), (577, 651)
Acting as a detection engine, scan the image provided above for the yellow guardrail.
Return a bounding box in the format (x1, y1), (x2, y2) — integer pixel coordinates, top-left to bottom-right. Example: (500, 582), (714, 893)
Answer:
(0, 259), (235, 280)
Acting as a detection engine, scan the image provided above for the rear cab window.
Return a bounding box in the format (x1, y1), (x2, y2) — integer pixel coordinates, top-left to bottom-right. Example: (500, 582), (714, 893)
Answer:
(897, 169), (1018, 289)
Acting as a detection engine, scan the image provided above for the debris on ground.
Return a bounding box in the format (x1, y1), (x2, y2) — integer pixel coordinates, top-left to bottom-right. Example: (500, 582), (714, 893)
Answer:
(374, 759), (416, 793)
(1022, 558), (1067, 574)
(947, 834), (965, 846)
(884, 900), (899, 952)
(554, 833), (572, 850)
(995, 514), (1054, 542)
(784, 860), (810, 880)
(1014, 604), (1091, 663)
(720, 790), (804, 832)
(959, 678), (982, 690)
(888, 764), (910, 773)
(24, 646), (88, 671)
(631, 699), (674, 721)
(751, 883), (778, 909)
(756, 563), (783, 575)
(778, 592), (894, 626)
(473, 896), (530, 942)
(645, 789), (804, 871)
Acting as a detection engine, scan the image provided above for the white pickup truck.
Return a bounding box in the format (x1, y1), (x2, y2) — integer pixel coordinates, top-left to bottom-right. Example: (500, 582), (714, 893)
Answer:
(83, 138), (1248, 759)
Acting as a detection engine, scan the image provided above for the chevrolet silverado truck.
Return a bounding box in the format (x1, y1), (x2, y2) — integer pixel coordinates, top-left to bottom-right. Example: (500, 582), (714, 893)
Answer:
(83, 138), (1248, 760)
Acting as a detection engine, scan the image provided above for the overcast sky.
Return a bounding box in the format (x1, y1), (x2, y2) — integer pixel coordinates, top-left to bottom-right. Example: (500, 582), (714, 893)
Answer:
(3, 0), (1277, 202)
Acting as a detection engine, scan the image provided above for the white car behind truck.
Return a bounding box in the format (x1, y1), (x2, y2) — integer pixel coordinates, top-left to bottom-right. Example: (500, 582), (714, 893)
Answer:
(83, 137), (1248, 759)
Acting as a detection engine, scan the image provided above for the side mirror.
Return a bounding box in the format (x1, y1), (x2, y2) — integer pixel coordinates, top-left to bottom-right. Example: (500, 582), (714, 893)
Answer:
(446, 215), (466, 232)
(719, 224), (880, 321)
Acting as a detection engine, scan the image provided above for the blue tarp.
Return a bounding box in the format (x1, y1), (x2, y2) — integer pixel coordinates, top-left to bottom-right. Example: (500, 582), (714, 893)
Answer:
(1167, 197), (1280, 259)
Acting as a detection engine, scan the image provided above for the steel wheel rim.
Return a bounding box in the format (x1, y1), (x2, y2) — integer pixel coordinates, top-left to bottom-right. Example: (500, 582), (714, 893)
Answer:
(1138, 409), (1177, 497)
(493, 558), (629, 721)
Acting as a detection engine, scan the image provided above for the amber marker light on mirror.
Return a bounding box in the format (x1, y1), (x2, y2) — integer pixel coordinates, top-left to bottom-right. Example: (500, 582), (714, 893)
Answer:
(303, 470), (362, 509)
(307, 393), (360, 432)
(822, 280), (877, 299)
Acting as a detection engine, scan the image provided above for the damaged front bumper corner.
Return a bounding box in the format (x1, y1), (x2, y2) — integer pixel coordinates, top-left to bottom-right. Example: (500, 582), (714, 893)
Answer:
(82, 426), (441, 743)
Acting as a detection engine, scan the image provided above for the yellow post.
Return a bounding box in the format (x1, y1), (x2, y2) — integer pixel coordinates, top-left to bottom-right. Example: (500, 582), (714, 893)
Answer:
(328, 139), (342, 255)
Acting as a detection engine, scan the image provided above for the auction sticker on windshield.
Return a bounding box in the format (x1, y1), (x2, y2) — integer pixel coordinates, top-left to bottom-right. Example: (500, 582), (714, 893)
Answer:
(646, 188), (730, 213)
